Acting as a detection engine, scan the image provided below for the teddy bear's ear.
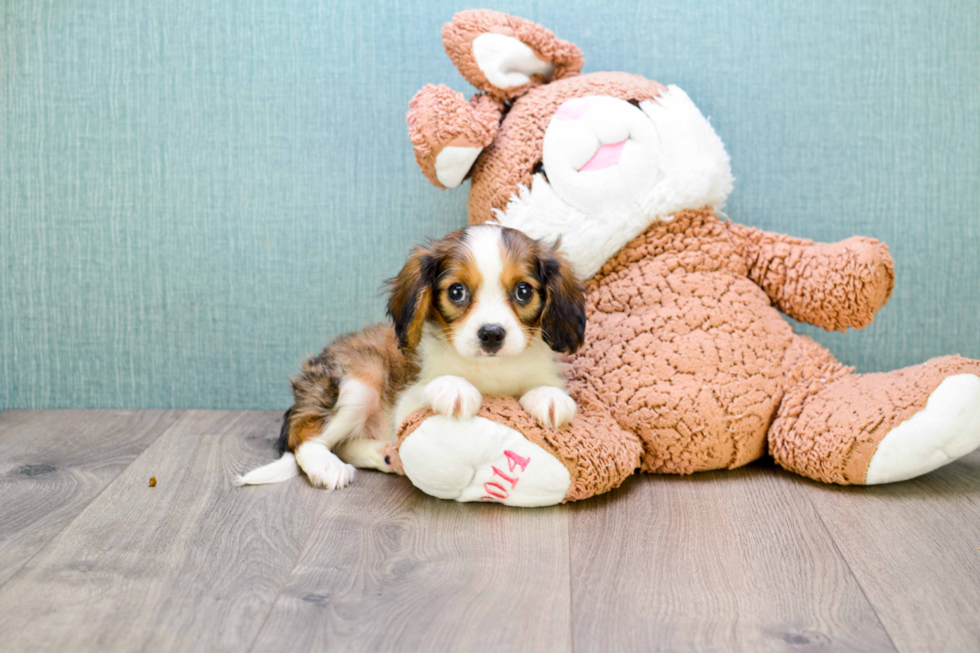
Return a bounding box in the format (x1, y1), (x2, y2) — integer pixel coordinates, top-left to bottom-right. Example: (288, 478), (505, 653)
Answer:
(407, 85), (502, 189)
(442, 10), (583, 101)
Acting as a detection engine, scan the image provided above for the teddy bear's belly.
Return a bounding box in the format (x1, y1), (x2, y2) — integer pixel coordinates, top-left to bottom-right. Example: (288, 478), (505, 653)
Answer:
(571, 270), (795, 475)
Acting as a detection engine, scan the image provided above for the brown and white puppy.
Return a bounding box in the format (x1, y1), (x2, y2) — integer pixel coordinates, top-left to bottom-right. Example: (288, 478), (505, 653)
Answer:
(237, 224), (585, 490)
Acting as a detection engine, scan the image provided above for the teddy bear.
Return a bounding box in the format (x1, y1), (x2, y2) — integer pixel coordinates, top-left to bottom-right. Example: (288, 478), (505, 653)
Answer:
(391, 9), (980, 507)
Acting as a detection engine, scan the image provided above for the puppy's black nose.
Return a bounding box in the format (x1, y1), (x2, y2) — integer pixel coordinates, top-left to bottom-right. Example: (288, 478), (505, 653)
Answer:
(477, 324), (506, 353)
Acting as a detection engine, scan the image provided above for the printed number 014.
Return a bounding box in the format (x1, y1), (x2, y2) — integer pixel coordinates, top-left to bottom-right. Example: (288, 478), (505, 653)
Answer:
(481, 450), (530, 502)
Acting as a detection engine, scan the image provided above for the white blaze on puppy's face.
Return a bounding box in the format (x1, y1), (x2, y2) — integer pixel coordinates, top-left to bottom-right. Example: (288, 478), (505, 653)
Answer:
(450, 226), (527, 358)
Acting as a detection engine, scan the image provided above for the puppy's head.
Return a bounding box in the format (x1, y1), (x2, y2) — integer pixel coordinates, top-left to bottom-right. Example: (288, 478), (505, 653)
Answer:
(387, 225), (585, 358)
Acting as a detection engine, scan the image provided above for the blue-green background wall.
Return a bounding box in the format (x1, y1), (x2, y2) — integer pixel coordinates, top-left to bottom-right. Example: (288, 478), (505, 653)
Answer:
(2, 0), (978, 409)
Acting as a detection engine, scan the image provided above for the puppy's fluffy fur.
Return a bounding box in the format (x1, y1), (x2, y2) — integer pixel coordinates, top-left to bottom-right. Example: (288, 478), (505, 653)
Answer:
(237, 224), (585, 489)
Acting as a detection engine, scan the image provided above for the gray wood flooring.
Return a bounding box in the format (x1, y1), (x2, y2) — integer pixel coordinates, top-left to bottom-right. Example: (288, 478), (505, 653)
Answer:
(1, 410), (978, 652)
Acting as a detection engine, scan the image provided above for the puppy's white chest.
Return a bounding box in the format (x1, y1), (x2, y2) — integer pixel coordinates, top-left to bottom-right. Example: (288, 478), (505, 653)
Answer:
(417, 332), (564, 396)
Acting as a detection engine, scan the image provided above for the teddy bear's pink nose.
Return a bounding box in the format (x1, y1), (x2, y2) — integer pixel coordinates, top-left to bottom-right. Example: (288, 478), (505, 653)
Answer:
(555, 97), (588, 121)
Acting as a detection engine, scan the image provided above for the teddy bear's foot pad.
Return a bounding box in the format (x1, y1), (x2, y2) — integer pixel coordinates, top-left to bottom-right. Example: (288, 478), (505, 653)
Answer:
(398, 415), (571, 507)
(866, 374), (980, 484)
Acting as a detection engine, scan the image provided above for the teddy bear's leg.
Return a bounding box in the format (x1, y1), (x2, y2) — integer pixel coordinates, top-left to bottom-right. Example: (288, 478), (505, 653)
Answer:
(769, 334), (980, 484)
(393, 391), (642, 506)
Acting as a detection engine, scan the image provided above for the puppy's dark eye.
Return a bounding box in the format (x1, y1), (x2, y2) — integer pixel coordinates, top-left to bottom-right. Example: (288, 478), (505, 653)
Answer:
(447, 283), (468, 304)
(513, 282), (533, 304)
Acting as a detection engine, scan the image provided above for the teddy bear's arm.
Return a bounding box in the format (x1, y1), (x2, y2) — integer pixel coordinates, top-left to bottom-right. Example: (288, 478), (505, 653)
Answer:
(726, 222), (895, 331)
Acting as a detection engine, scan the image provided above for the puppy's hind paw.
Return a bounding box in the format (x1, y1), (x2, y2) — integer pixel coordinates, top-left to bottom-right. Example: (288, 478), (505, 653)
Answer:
(307, 459), (357, 490)
(295, 442), (357, 490)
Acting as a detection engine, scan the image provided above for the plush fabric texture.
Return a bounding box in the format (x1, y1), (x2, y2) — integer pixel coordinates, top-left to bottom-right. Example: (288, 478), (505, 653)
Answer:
(407, 86), (502, 189)
(725, 224), (895, 332)
(770, 350), (980, 484)
(563, 208), (972, 488)
(568, 209), (793, 475)
(441, 9), (583, 102)
(563, 208), (917, 482)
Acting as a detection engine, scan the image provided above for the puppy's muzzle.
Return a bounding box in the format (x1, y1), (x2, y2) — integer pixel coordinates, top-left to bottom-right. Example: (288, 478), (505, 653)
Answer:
(477, 324), (506, 354)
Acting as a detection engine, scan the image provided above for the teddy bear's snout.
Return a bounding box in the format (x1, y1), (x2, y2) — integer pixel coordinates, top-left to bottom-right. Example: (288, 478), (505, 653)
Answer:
(554, 98), (629, 171)
(536, 95), (665, 214)
(544, 96), (640, 173)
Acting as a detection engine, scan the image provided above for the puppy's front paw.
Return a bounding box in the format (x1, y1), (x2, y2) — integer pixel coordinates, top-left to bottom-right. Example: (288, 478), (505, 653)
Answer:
(424, 375), (482, 419)
(520, 386), (576, 429)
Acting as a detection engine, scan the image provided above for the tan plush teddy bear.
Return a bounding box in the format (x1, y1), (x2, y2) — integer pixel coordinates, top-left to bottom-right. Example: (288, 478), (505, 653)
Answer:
(393, 9), (980, 507)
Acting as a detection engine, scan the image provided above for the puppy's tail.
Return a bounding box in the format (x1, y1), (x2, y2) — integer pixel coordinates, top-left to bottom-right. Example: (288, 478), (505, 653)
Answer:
(234, 452), (299, 486)
(235, 409), (300, 486)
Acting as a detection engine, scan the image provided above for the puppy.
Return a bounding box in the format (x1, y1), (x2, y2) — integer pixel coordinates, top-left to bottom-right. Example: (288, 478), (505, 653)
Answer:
(236, 224), (586, 489)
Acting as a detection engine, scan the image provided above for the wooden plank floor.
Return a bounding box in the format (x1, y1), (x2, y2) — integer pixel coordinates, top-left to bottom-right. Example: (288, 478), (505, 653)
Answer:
(1, 410), (977, 653)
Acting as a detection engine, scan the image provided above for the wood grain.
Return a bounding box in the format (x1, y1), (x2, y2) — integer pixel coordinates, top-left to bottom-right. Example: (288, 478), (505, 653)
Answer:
(0, 410), (331, 653)
(249, 473), (572, 653)
(0, 409), (179, 586)
(3, 410), (979, 652)
(569, 463), (897, 653)
(802, 450), (980, 653)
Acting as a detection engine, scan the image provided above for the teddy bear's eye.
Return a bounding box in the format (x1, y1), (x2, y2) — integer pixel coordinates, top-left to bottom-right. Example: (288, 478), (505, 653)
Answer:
(532, 160), (548, 182)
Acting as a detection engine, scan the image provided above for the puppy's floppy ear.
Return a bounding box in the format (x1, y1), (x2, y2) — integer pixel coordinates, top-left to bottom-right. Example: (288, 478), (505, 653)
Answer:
(386, 245), (439, 351)
(538, 241), (586, 354)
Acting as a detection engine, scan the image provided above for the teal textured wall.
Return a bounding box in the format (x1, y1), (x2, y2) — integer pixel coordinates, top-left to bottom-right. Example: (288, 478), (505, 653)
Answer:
(2, 0), (978, 409)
